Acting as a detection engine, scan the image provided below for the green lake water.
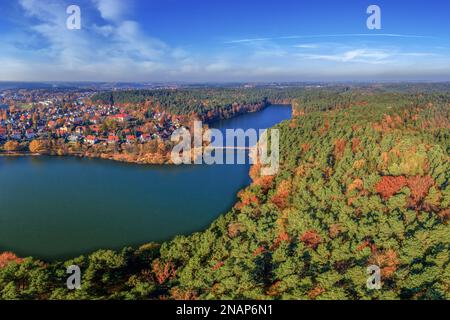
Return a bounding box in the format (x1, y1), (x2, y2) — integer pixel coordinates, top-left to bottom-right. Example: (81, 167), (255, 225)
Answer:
(0, 105), (291, 260)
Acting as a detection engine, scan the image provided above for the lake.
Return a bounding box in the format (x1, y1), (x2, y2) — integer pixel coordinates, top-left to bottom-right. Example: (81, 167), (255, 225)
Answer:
(0, 105), (291, 260)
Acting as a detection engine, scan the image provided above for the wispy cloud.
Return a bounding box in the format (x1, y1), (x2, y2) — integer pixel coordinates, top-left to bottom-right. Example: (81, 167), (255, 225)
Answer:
(296, 48), (439, 65)
(298, 49), (392, 63)
(225, 38), (271, 44)
(293, 44), (320, 49)
(226, 33), (432, 44)
(281, 33), (431, 39)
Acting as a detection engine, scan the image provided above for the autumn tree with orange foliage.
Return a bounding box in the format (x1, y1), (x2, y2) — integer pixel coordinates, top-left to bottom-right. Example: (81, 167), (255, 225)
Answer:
(270, 179), (292, 210)
(0, 252), (23, 268)
(249, 163), (274, 192)
(300, 230), (322, 249)
(407, 175), (435, 206)
(370, 249), (399, 278)
(334, 139), (347, 160)
(235, 189), (259, 210)
(351, 138), (361, 153)
(171, 288), (198, 300)
(375, 176), (407, 199)
(29, 140), (49, 154)
(152, 259), (176, 285)
(3, 140), (20, 152)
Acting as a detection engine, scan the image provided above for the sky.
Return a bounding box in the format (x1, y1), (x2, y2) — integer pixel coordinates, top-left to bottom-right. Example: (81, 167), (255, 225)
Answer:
(0, 0), (449, 82)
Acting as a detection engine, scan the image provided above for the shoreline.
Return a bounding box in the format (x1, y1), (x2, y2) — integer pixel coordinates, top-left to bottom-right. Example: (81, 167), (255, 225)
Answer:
(0, 152), (40, 157)
(0, 151), (172, 165)
(0, 103), (292, 166)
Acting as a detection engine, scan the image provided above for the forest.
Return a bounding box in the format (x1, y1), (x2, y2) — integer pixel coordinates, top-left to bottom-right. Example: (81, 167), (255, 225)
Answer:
(91, 87), (324, 120)
(0, 87), (449, 300)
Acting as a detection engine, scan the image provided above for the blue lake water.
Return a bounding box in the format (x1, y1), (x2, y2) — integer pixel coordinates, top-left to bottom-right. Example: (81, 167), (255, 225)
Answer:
(0, 105), (291, 260)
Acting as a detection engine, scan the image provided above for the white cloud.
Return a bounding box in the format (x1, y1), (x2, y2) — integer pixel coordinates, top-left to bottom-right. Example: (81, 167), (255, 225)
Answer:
(294, 44), (319, 49)
(4, 0), (186, 81)
(93, 0), (129, 22)
(296, 48), (438, 65)
(304, 49), (391, 63)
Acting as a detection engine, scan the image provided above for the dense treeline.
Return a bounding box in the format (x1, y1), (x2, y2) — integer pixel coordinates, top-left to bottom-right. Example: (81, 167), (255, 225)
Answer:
(91, 87), (332, 119)
(1, 89), (449, 300)
(91, 85), (450, 121)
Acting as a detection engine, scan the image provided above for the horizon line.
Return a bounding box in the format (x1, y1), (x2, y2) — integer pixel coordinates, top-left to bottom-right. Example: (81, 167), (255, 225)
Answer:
(1, 80), (450, 84)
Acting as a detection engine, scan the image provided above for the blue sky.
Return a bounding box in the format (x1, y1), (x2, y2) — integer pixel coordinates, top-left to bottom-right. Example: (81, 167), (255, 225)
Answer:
(0, 0), (449, 82)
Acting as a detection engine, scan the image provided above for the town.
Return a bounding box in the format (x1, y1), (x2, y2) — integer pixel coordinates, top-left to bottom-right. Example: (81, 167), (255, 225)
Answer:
(0, 88), (183, 153)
